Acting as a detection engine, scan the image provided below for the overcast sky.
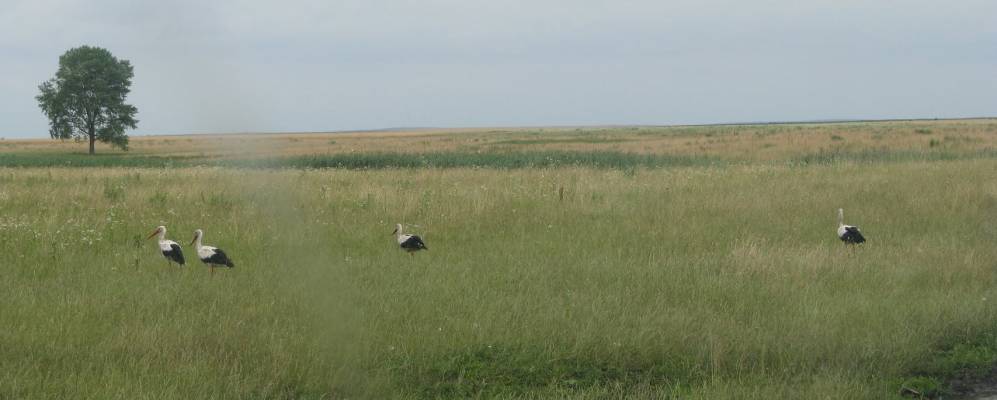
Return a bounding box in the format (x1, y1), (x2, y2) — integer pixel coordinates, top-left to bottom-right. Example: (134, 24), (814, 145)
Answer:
(1, 0), (995, 138)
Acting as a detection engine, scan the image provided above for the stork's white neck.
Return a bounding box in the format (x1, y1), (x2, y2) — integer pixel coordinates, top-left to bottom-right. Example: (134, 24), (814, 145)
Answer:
(157, 229), (167, 241)
(837, 209), (844, 227)
(193, 232), (203, 249)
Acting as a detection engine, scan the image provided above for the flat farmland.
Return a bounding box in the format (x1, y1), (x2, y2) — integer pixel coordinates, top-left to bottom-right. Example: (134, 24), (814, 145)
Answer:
(3, 119), (996, 161)
(2, 119), (997, 399)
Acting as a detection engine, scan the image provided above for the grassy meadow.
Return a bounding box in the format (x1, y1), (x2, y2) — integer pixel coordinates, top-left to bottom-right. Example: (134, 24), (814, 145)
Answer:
(3, 119), (996, 162)
(2, 119), (997, 399)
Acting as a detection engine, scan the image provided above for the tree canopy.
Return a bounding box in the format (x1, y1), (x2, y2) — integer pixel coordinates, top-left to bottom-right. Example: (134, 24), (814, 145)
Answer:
(37, 46), (138, 154)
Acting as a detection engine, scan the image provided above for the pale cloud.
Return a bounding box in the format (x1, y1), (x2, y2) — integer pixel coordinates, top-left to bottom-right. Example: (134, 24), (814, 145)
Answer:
(1, 0), (994, 137)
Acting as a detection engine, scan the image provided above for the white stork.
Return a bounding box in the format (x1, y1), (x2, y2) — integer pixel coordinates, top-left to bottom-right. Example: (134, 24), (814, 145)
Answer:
(837, 208), (866, 244)
(393, 223), (428, 255)
(190, 229), (235, 276)
(147, 225), (185, 267)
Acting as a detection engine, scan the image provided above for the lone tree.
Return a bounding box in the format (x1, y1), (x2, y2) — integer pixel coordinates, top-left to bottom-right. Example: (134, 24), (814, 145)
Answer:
(37, 46), (138, 154)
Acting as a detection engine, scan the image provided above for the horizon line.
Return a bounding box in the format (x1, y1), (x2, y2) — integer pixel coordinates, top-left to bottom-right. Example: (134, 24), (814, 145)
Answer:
(5, 116), (995, 139)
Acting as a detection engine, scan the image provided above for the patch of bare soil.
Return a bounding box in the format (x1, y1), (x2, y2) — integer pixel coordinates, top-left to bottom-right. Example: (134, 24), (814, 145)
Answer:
(948, 369), (997, 399)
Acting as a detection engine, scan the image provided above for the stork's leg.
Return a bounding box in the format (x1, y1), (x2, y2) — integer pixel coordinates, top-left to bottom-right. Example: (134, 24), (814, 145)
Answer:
(210, 265), (215, 276)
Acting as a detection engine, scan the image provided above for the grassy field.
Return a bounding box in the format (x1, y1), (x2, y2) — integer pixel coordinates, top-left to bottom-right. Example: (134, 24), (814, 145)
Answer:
(2, 120), (997, 399)
(3, 119), (996, 162)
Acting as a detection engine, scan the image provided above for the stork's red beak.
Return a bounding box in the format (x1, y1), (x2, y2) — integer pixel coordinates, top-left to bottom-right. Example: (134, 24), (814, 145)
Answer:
(391, 229), (397, 235)
(146, 230), (158, 240)
(189, 236), (196, 246)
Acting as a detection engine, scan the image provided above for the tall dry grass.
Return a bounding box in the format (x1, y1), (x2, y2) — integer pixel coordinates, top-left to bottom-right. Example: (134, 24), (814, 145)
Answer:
(1, 158), (996, 398)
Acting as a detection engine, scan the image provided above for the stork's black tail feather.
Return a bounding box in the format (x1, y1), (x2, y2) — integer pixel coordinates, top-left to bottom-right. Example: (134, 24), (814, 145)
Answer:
(841, 227), (866, 244)
(200, 249), (235, 268)
(401, 235), (428, 251)
(166, 244), (185, 265)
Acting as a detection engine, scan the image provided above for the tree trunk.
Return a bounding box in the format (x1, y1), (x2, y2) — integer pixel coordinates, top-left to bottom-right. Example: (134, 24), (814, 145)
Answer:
(88, 127), (95, 155)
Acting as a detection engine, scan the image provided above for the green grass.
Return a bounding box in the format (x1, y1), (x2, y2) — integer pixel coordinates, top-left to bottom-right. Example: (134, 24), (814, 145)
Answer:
(235, 151), (722, 170)
(489, 137), (629, 145)
(898, 333), (997, 397)
(0, 150), (716, 170)
(791, 148), (997, 165)
(0, 152), (193, 168)
(5, 148), (997, 171)
(0, 150), (725, 170)
(2, 158), (997, 399)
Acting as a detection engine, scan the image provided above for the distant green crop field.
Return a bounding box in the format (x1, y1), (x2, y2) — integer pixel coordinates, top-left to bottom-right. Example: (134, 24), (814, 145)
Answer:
(0, 153), (194, 168)
(2, 148), (997, 171)
(2, 158), (997, 399)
